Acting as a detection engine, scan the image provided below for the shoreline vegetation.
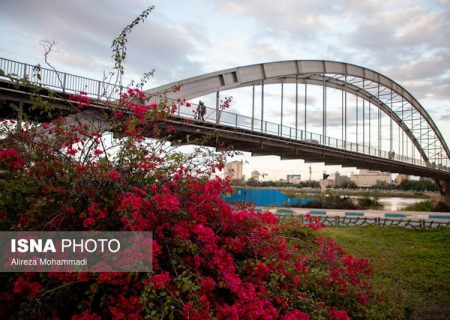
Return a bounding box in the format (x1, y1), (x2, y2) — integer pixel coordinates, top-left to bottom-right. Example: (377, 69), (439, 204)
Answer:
(292, 194), (384, 210)
(402, 199), (450, 212)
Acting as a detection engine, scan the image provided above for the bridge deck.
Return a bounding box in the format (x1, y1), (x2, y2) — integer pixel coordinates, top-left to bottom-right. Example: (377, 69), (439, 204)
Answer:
(160, 117), (450, 180)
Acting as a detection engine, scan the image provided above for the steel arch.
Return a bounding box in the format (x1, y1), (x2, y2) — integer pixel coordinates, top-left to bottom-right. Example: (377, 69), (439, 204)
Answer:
(145, 60), (450, 167)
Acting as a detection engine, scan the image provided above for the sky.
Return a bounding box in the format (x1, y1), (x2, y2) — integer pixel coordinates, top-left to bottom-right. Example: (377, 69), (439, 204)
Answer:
(1, 0), (449, 180)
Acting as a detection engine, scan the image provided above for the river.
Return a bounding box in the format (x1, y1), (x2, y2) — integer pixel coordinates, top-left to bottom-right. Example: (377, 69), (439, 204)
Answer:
(377, 197), (423, 211)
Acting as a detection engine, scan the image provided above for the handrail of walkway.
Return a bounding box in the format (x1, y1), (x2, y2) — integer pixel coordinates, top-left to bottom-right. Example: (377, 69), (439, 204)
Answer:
(0, 57), (122, 100)
(169, 98), (438, 169)
(0, 56), (447, 171)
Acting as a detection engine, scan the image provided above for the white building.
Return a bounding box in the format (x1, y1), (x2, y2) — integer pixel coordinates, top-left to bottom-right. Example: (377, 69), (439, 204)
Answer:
(224, 161), (243, 180)
(328, 171), (350, 187)
(324, 172), (350, 187)
(351, 169), (391, 187)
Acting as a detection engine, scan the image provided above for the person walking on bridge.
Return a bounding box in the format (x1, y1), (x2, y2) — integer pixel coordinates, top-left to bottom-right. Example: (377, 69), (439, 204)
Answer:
(198, 100), (206, 121)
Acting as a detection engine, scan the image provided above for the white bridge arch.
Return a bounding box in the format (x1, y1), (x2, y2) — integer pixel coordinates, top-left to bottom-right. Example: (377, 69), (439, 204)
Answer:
(146, 60), (450, 170)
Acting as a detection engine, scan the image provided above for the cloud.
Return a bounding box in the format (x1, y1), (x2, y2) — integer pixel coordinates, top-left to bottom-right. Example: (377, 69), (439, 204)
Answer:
(207, 0), (450, 103)
(340, 2), (450, 82)
(0, 0), (205, 85)
(389, 54), (450, 81)
(286, 92), (318, 106)
(219, 0), (344, 33)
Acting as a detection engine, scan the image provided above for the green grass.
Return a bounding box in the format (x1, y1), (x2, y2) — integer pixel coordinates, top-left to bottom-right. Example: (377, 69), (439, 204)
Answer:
(403, 200), (435, 212)
(319, 226), (450, 320)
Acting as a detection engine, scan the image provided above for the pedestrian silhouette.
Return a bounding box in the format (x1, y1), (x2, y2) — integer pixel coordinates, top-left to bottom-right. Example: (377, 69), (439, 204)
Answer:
(198, 101), (206, 121)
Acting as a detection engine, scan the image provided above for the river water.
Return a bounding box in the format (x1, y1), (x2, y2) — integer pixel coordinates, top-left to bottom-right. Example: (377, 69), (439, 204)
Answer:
(377, 197), (423, 211)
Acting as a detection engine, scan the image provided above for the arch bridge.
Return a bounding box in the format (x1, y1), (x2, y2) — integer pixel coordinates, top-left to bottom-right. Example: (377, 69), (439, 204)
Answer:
(1, 57), (450, 202)
(145, 60), (450, 197)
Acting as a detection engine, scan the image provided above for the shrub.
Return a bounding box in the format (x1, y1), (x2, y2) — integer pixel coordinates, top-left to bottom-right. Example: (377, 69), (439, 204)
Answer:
(403, 200), (435, 212)
(357, 197), (383, 210)
(0, 86), (376, 319)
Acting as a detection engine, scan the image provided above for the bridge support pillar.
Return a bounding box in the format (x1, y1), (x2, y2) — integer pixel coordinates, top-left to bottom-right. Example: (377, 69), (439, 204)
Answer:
(445, 180), (450, 207)
(437, 179), (450, 207)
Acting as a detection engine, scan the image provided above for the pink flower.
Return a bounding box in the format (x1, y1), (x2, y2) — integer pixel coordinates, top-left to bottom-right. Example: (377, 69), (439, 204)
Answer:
(200, 277), (216, 293)
(70, 92), (91, 109)
(281, 310), (310, 320)
(330, 308), (350, 320)
(13, 276), (41, 299)
(107, 170), (121, 181)
(83, 217), (96, 228)
(113, 111), (124, 118)
(66, 148), (77, 156)
(193, 224), (217, 244)
(71, 310), (102, 320)
(0, 148), (24, 170)
(145, 272), (171, 289)
(153, 193), (179, 212)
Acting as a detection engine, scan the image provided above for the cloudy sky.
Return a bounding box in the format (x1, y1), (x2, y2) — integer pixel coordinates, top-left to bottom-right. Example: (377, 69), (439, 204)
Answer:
(1, 0), (449, 180)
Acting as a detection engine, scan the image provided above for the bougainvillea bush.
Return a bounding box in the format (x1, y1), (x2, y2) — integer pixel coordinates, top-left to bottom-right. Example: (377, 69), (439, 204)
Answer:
(0, 6), (376, 318)
(0, 84), (374, 319)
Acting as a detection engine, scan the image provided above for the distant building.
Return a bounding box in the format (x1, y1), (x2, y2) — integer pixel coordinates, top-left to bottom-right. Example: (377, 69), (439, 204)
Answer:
(224, 161), (243, 180)
(287, 174), (302, 184)
(251, 170), (260, 181)
(351, 169), (391, 187)
(395, 174), (409, 185)
(324, 172), (350, 187)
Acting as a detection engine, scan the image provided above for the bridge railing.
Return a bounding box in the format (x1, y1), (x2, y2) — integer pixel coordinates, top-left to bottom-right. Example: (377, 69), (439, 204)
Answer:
(0, 57), (122, 100)
(172, 99), (434, 169)
(0, 57), (445, 171)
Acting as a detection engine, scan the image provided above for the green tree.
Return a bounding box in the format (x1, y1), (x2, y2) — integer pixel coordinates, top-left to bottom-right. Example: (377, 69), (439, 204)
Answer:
(341, 181), (358, 189)
(371, 181), (393, 190)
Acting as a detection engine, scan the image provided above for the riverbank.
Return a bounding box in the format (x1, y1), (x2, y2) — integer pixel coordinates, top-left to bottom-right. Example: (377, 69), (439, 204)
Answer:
(281, 187), (433, 199)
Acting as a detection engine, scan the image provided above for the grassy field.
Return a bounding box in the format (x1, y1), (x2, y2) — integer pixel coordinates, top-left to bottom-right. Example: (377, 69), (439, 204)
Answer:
(319, 226), (450, 320)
